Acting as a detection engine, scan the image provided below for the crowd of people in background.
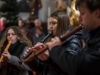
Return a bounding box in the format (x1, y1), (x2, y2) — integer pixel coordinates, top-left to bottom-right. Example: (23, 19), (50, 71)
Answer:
(0, 17), (7, 40)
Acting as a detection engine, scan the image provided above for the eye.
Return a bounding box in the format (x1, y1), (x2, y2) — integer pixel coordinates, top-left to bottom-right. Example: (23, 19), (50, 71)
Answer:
(12, 33), (16, 35)
(49, 22), (57, 25)
(7, 33), (16, 36)
(52, 22), (57, 25)
(80, 12), (84, 15)
(7, 33), (10, 36)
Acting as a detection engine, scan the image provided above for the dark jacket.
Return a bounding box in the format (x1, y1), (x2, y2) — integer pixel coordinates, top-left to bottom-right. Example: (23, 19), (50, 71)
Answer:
(0, 42), (30, 75)
(49, 27), (100, 75)
(27, 27), (83, 75)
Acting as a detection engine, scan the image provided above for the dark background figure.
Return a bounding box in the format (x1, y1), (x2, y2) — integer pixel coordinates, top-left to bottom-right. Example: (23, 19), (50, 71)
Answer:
(32, 26), (45, 44)
(20, 27), (34, 45)
(29, 16), (48, 35)
(29, 0), (42, 17)
(17, 19), (25, 28)
(19, 0), (30, 12)
(0, 17), (7, 40)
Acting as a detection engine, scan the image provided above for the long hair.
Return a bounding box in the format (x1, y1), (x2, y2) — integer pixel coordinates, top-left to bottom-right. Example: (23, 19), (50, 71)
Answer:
(50, 10), (70, 37)
(0, 26), (32, 50)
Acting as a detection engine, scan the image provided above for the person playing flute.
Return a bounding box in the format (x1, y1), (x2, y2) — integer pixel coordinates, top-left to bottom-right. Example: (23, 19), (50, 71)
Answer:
(24, 10), (83, 75)
(0, 26), (33, 75)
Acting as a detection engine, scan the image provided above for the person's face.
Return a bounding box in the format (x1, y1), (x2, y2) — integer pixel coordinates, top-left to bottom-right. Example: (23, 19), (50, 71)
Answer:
(34, 19), (41, 27)
(7, 29), (18, 44)
(49, 17), (58, 36)
(0, 19), (6, 25)
(18, 20), (24, 27)
(21, 29), (28, 36)
(78, 2), (98, 31)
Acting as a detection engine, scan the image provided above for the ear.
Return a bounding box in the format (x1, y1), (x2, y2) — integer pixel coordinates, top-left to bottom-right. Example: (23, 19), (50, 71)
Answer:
(94, 9), (100, 18)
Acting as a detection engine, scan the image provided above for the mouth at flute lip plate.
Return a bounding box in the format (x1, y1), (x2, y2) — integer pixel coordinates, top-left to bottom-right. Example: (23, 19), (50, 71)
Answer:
(8, 39), (12, 41)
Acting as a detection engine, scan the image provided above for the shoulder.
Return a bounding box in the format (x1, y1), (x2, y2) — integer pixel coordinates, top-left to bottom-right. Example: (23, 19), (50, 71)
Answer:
(63, 27), (82, 44)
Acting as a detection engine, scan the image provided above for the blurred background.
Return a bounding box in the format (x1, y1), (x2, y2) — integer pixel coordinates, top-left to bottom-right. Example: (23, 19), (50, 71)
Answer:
(0, 0), (79, 27)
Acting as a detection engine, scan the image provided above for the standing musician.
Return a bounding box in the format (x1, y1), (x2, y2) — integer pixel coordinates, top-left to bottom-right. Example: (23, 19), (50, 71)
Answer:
(24, 10), (83, 75)
(0, 26), (32, 75)
(44, 0), (100, 75)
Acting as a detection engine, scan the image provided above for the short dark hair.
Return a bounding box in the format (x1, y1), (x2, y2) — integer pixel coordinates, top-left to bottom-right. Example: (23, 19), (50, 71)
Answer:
(75, 0), (100, 12)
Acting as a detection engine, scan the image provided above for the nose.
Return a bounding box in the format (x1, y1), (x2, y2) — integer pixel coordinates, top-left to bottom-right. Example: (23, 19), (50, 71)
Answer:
(9, 34), (13, 38)
(49, 24), (53, 30)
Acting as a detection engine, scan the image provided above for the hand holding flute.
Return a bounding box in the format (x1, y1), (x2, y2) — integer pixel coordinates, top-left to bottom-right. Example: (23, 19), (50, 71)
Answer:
(24, 42), (49, 61)
(26, 37), (61, 61)
(0, 40), (12, 63)
(24, 31), (53, 59)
